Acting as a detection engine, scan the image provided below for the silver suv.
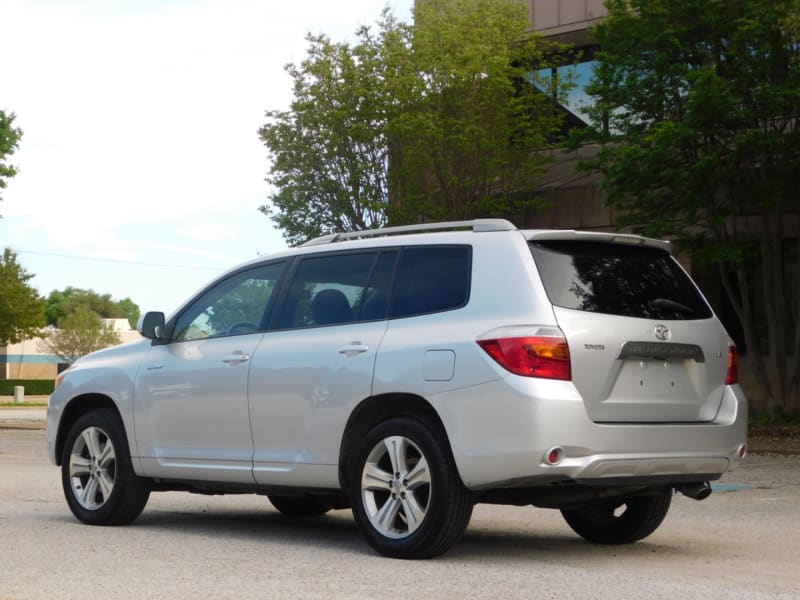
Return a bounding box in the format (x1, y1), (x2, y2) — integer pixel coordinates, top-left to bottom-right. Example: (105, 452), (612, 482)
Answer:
(47, 219), (747, 558)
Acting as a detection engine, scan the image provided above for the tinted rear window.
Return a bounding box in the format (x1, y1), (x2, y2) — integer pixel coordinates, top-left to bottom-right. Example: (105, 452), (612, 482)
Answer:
(390, 246), (471, 318)
(530, 241), (712, 320)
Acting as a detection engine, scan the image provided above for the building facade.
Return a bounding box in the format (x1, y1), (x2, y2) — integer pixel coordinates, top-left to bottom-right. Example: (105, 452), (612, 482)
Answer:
(1, 319), (141, 381)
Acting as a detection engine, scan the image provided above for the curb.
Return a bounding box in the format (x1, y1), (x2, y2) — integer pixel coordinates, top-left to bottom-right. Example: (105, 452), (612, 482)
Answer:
(0, 420), (46, 431)
(0, 405), (48, 431)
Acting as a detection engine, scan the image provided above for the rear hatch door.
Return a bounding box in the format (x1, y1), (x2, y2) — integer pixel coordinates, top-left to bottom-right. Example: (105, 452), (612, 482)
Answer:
(529, 234), (730, 423)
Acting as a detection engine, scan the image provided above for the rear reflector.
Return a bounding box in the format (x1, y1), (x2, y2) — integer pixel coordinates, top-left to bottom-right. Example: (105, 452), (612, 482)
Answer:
(545, 446), (564, 465)
(725, 343), (739, 385)
(478, 336), (571, 380)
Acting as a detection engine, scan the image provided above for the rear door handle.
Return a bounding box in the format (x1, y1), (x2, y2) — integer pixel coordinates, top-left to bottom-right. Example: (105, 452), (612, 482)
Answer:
(338, 342), (369, 357)
(222, 352), (250, 364)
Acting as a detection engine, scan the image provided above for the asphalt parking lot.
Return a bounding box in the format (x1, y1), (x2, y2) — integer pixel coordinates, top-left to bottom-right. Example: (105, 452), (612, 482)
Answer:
(1, 428), (798, 600)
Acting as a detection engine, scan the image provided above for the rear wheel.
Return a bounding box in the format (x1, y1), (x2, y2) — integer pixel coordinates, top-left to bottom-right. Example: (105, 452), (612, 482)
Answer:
(61, 409), (151, 525)
(561, 489), (672, 544)
(269, 495), (330, 517)
(350, 416), (473, 559)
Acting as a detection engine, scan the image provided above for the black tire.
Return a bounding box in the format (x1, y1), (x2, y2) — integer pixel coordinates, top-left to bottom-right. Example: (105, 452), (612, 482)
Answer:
(350, 416), (473, 559)
(561, 489), (672, 544)
(61, 408), (151, 526)
(269, 495), (331, 517)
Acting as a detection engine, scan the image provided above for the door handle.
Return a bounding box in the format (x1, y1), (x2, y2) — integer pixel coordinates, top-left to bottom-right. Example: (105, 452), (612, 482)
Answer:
(222, 352), (250, 364)
(338, 342), (369, 357)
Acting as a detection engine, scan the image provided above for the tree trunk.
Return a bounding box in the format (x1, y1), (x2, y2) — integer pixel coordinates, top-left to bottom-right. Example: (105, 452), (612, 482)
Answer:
(719, 262), (774, 413)
(760, 212), (787, 414)
(788, 238), (800, 412)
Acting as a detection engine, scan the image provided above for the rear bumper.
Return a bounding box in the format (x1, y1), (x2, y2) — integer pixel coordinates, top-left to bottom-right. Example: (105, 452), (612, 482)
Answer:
(431, 377), (748, 491)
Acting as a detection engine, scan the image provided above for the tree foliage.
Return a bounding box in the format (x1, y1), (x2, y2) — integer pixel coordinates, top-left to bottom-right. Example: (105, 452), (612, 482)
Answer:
(40, 306), (122, 365)
(572, 0), (800, 413)
(259, 26), (392, 247)
(387, 0), (566, 223)
(44, 287), (140, 329)
(0, 110), (22, 207)
(260, 0), (569, 245)
(0, 248), (45, 345)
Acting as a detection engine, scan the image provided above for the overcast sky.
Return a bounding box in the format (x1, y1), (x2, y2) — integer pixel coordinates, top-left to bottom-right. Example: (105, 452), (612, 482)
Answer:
(1, 0), (413, 317)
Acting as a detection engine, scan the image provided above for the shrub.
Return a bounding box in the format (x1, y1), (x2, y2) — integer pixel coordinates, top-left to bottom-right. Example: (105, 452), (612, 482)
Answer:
(0, 379), (55, 395)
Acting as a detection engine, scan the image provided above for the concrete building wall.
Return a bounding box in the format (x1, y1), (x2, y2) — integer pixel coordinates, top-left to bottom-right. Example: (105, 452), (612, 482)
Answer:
(1, 328), (143, 380)
(1, 336), (60, 380)
(528, 0), (607, 44)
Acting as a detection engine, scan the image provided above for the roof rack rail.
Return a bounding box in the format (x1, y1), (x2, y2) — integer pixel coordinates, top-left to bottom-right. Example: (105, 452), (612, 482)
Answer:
(301, 219), (517, 247)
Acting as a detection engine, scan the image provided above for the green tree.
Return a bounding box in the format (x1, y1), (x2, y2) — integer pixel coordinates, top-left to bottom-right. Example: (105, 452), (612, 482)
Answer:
(259, 1), (569, 245)
(116, 297), (140, 330)
(40, 306), (122, 364)
(0, 110), (22, 207)
(259, 24), (392, 247)
(44, 287), (140, 329)
(571, 0), (800, 413)
(0, 248), (45, 345)
(387, 0), (567, 223)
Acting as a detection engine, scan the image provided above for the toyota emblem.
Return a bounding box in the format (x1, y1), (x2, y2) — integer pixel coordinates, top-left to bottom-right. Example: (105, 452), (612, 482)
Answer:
(654, 324), (671, 341)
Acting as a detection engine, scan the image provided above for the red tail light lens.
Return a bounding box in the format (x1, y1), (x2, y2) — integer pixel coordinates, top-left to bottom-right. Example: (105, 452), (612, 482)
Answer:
(725, 343), (739, 385)
(478, 336), (571, 380)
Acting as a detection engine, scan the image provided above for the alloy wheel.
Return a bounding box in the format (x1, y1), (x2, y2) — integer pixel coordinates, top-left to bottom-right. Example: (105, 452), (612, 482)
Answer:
(360, 435), (432, 539)
(68, 426), (117, 510)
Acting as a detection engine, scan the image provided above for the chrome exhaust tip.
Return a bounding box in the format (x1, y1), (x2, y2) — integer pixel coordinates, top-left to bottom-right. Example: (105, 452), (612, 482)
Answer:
(677, 482), (712, 501)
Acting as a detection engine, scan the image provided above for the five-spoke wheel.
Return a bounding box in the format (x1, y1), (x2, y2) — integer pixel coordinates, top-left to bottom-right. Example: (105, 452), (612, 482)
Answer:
(61, 409), (151, 525)
(361, 435), (432, 539)
(68, 425), (117, 510)
(350, 417), (473, 559)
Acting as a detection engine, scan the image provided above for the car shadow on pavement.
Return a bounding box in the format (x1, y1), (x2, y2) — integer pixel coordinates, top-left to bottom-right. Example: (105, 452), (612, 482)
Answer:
(451, 526), (689, 563)
(132, 507), (367, 554)
(42, 501), (701, 562)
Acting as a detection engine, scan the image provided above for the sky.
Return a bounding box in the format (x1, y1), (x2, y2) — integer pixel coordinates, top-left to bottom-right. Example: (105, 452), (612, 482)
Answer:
(1, 0), (414, 317)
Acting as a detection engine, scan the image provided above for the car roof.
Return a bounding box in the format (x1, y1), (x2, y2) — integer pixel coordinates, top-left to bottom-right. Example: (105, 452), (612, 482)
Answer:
(234, 220), (672, 274)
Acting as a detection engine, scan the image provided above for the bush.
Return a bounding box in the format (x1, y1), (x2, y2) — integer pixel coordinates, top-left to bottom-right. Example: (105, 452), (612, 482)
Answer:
(0, 379), (55, 395)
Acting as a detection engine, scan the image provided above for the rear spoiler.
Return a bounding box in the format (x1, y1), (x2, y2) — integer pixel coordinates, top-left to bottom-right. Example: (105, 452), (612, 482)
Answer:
(523, 230), (673, 254)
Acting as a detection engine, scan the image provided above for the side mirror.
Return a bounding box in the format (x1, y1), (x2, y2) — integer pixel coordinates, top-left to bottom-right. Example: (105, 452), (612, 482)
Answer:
(138, 311), (167, 342)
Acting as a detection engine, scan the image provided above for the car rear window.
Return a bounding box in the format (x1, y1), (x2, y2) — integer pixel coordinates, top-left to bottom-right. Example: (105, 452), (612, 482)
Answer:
(529, 240), (712, 320)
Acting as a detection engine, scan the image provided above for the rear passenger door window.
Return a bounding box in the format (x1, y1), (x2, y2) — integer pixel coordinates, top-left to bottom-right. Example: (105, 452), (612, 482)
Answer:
(390, 246), (471, 318)
(276, 252), (396, 329)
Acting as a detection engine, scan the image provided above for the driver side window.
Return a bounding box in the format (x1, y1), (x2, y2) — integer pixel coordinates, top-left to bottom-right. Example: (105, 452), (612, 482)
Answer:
(172, 262), (284, 342)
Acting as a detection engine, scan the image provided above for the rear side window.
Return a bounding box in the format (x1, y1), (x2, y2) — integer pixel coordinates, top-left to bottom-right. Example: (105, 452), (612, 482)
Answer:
(530, 241), (712, 320)
(391, 246), (471, 318)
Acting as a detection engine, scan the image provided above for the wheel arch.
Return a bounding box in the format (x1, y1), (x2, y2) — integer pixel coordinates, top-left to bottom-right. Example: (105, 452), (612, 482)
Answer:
(338, 392), (457, 489)
(55, 393), (123, 466)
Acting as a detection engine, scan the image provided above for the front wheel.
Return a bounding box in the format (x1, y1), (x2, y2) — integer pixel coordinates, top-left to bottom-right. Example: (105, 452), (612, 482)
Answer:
(561, 489), (672, 544)
(350, 416), (473, 559)
(61, 409), (151, 526)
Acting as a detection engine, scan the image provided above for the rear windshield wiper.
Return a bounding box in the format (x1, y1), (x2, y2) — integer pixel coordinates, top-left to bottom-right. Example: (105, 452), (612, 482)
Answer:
(648, 298), (695, 315)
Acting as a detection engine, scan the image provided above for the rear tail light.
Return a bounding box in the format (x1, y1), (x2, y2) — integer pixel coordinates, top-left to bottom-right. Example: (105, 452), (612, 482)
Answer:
(478, 336), (571, 380)
(725, 343), (739, 385)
